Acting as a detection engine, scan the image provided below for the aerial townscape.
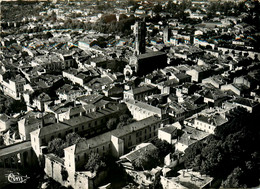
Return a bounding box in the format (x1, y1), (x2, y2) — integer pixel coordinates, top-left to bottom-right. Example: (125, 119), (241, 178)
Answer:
(0, 0), (260, 188)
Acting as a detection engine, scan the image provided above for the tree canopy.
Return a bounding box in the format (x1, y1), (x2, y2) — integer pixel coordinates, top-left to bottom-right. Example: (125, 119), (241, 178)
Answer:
(47, 132), (86, 157)
(85, 152), (106, 173)
(132, 148), (160, 171)
(182, 108), (260, 188)
(151, 138), (175, 160)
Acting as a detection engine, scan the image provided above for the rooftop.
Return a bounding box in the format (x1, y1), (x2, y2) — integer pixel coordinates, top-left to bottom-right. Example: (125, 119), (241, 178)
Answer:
(196, 114), (228, 126)
(64, 116), (161, 155)
(31, 123), (70, 137)
(165, 169), (213, 189)
(120, 143), (157, 162)
(126, 85), (158, 95)
(137, 51), (166, 60)
(234, 97), (259, 108)
(159, 125), (177, 135)
(0, 141), (32, 158)
(62, 103), (126, 127)
(124, 99), (162, 115)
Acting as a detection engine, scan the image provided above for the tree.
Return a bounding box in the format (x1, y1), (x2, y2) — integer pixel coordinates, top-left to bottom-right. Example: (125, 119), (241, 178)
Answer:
(5, 98), (27, 115)
(119, 114), (130, 123)
(183, 139), (204, 168)
(66, 132), (80, 146)
(132, 148), (160, 170)
(46, 31), (53, 39)
(107, 118), (118, 130)
(119, 14), (128, 21)
(100, 14), (117, 23)
(151, 138), (174, 159)
(183, 108), (260, 188)
(85, 152), (106, 173)
(222, 167), (244, 188)
(153, 4), (162, 14)
(48, 138), (65, 157)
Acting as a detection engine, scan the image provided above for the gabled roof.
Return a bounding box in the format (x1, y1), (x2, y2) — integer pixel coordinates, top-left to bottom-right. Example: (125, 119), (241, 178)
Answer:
(131, 85), (158, 95)
(159, 126), (177, 135)
(234, 98), (259, 108)
(69, 106), (85, 116)
(62, 103), (126, 127)
(31, 123), (69, 137)
(124, 99), (162, 115)
(204, 89), (226, 100)
(119, 143), (157, 162)
(196, 114), (228, 126)
(64, 139), (89, 154)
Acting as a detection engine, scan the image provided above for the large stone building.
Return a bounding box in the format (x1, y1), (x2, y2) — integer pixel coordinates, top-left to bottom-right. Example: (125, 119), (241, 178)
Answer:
(43, 116), (163, 189)
(124, 51), (168, 77)
(64, 115), (162, 172)
(30, 103), (128, 157)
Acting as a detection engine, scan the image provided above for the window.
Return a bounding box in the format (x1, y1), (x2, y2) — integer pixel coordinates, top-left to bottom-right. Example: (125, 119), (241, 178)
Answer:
(82, 125), (84, 130)
(103, 146), (105, 151)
